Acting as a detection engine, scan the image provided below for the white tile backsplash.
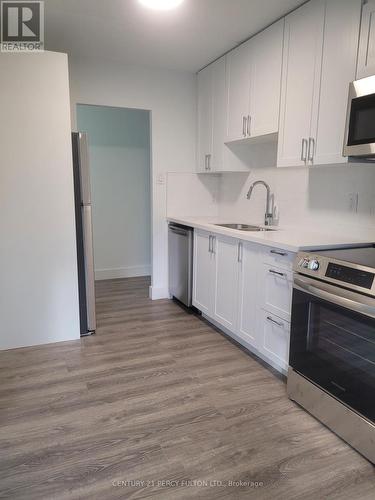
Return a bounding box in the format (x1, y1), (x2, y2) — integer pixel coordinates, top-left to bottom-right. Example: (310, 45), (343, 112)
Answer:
(219, 165), (375, 233)
(167, 164), (375, 238)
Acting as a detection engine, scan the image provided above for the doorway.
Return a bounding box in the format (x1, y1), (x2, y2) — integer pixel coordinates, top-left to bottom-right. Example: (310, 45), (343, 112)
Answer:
(76, 104), (152, 316)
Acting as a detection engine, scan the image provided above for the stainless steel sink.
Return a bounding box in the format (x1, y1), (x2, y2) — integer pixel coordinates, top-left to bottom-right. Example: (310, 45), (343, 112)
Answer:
(214, 223), (276, 232)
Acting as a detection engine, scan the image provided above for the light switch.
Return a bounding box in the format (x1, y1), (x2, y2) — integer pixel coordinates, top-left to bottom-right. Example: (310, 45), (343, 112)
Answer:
(348, 193), (359, 213)
(156, 174), (165, 185)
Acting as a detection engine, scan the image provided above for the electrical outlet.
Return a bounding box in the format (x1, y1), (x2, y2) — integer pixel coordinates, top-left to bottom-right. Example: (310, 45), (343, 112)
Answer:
(348, 192), (359, 213)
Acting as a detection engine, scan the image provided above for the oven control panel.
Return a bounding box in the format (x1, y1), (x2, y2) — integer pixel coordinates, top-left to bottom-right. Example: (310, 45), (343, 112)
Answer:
(326, 263), (374, 290)
(294, 251), (375, 296)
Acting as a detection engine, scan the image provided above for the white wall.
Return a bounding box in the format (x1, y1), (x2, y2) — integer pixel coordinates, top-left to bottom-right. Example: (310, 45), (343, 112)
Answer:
(166, 172), (220, 218)
(77, 105), (151, 280)
(0, 52), (80, 350)
(69, 56), (196, 299)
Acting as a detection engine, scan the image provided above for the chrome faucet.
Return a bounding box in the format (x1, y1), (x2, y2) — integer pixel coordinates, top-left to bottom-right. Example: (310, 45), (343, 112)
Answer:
(246, 180), (273, 226)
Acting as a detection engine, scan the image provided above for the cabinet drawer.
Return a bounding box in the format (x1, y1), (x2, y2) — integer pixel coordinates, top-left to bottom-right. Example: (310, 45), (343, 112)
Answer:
(263, 247), (294, 269)
(259, 309), (290, 372)
(260, 264), (293, 321)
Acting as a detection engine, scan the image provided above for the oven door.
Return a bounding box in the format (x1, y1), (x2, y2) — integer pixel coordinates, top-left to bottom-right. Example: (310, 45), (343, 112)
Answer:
(343, 78), (375, 157)
(290, 275), (375, 422)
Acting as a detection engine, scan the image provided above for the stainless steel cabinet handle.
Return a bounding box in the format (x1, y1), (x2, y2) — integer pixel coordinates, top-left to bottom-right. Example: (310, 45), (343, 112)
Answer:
(247, 115), (251, 136)
(211, 236), (216, 255)
(269, 269), (285, 277)
(267, 316), (284, 328)
(207, 154), (211, 171)
(208, 235), (212, 253)
(243, 116), (247, 137)
(301, 138), (308, 162)
(204, 154), (209, 171)
(237, 242), (243, 263)
(308, 137), (315, 162)
(270, 250), (287, 257)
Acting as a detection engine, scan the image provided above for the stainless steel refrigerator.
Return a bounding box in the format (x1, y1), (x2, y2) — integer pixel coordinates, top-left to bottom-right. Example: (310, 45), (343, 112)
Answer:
(72, 132), (96, 336)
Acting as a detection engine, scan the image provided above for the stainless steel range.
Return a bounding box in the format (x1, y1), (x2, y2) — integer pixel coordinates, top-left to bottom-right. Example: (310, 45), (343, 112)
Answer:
(288, 246), (375, 464)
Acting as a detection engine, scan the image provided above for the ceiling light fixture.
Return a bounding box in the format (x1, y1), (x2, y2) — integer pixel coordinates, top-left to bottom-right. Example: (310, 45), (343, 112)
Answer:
(139, 0), (184, 10)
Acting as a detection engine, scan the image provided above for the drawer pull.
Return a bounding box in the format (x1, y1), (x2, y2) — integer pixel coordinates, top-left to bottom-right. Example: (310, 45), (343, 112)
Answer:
(269, 269), (285, 277)
(270, 250), (287, 257)
(237, 242), (243, 263)
(267, 316), (284, 328)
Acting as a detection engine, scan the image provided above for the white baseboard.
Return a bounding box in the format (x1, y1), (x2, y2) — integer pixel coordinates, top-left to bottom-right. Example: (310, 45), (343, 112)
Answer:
(149, 285), (170, 300)
(95, 265), (151, 281)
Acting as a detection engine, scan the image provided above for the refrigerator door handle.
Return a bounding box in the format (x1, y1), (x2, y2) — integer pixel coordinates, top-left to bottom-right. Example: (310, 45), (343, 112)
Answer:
(82, 205), (96, 332)
(78, 132), (92, 205)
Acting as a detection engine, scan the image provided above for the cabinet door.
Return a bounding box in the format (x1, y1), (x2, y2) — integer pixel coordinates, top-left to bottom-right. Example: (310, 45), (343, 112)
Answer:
(193, 230), (213, 314)
(258, 310), (290, 372)
(212, 235), (239, 332)
(226, 41), (251, 142)
(312, 0), (361, 166)
(277, 0), (325, 168)
(211, 56), (226, 171)
(237, 241), (259, 347)
(357, 0), (375, 79)
(197, 65), (213, 172)
(249, 20), (284, 138)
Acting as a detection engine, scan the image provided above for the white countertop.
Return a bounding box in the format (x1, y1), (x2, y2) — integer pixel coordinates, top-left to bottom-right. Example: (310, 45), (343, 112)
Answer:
(167, 216), (375, 253)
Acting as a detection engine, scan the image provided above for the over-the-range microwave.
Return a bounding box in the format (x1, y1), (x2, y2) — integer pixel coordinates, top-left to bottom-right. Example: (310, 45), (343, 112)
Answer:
(343, 75), (375, 159)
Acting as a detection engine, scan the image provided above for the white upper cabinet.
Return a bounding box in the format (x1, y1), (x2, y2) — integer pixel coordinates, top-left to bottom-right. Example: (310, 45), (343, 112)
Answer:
(225, 40), (252, 142)
(197, 65), (213, 173)
(197, 56), (226, 172)
(357, 0), (375, 79)
(278, 0), (362, 168)
(211, 57), (227, 171)
(249, 19), (284, 138)
(277, 0), (325, 167)
(225, 20), (284, 143)
(313, 0), (361, 165)
(198, 0), (363, 171)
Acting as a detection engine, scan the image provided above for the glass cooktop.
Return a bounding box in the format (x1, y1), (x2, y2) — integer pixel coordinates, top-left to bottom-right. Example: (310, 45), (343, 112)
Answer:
(316, 246), (375, 270)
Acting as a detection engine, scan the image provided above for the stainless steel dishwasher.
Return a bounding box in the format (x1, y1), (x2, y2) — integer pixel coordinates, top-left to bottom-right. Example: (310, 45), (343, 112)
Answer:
(168, 223), (194, 307)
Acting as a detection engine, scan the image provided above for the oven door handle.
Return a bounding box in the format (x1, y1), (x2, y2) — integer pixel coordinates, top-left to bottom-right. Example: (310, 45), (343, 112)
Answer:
(294, 277), (375, 319)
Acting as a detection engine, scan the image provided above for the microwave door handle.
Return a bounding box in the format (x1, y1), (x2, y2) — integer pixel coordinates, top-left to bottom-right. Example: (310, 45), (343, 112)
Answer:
(294, 277), (375, 319)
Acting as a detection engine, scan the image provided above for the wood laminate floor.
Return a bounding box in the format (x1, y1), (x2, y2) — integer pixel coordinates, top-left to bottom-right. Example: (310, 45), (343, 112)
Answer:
(0, 277), (374, 499)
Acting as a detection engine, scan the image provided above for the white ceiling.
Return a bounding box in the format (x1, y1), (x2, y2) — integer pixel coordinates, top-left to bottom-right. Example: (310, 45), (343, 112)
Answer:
(44, 0), (306, 72)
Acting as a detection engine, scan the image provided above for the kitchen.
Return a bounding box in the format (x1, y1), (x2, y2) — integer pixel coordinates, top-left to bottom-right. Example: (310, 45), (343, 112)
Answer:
(0, 0), (375, 498)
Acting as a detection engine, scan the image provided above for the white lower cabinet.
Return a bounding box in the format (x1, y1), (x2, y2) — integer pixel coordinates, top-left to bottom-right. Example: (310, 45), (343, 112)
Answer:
(212, 234), (240, 332)
(192, 229), (295, 374)
(237, 241), (259, 348)
(193, 230), (214, 315)
(193, 230), (240, 332)
(258, 310), (290, 372)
